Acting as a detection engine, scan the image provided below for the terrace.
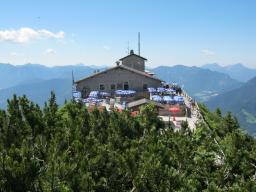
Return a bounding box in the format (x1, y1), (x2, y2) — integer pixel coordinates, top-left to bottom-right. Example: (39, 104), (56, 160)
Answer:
(73, 83), (199, 130)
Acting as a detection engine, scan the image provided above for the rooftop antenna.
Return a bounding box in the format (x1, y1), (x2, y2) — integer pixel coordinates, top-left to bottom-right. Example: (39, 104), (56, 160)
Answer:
(72, 70), (75, 85)
(127, 41), (130, 55)
(72, 70), (75, 100)
(138, 32), (140, 56)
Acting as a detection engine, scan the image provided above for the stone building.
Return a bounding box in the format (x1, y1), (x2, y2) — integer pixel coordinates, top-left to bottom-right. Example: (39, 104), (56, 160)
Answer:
(119, 50), (146, 71)
(75, 50), (163, 98)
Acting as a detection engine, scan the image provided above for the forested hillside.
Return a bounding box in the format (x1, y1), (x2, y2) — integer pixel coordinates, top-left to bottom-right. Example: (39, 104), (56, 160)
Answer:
(0, 94), (255, 191)
(206, 76), (256, 136)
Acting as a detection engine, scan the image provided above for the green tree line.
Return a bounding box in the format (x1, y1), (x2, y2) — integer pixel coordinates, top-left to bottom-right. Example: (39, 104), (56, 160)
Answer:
(0, 93), (255, 191)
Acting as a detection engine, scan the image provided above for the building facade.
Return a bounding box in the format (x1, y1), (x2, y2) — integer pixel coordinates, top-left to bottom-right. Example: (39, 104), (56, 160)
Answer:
(119, 50), (146, 71)
(75, 50), (163, 98)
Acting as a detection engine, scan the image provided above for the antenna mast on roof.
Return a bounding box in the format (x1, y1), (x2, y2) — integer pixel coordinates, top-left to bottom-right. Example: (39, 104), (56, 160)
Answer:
(138, 32), (140, 56)
(72, 70), (75, 100)
(72, 70), (75, 85)
(127, 41), (130, 55)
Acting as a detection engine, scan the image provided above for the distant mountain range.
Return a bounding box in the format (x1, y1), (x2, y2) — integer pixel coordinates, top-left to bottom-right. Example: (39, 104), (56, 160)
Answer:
(206, 77), (256, 136)
(0, 62), (255, 134)
(0, 63), (243, 107)
(0, 63), (95, 89)
(0, 79), (72, 109)
(202, 63), (256, 82)
(152, 65), (242, 101)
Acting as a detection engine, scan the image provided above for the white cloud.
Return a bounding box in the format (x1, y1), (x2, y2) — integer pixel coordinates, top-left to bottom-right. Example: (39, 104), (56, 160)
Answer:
(23, 58), (32, 64)
(10, 52), (18, 56)
(201, 49), (216, 56)
(103, 45), (111, 51)
(9, 52), (25, 59)
(0, 27), (64, 43)
(45, 48), (56, 55)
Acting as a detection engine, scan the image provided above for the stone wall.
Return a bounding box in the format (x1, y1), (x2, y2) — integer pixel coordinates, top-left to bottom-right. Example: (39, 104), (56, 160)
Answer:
(76, 67), (161, 98)
(121, 55), (145, 71)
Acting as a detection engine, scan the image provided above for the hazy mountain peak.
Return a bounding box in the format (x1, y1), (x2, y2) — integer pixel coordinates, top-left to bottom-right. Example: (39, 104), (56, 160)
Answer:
(203, 63), (221, 67)
(202, 63), (256, 82)
(232, 63), (244, 67)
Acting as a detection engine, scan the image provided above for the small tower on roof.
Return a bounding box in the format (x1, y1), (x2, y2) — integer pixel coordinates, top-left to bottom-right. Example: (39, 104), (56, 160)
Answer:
(119, 49), (147, 72)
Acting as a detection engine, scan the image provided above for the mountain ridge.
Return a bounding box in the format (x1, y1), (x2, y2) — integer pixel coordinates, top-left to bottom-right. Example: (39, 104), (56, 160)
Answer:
(202, 63), (256, 82)
(0, 63), (95, 89)
(206, 76), (256, 135)
(0, 63), (243, 104)
(0, 78), (72, 109)
(152, 65), (243, 100)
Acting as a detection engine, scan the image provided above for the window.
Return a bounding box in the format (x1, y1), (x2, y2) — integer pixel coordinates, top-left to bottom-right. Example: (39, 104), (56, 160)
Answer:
(111, 84), (116, 90)
(117, 83), (123, 89)
(124, 82), (129, 90)
(99, 84), (105, 90)
(143, 84), (148, 90)
(82, 88), (87, 98)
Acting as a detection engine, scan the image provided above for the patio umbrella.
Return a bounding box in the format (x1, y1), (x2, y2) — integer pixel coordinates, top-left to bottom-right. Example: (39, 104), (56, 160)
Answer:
(72, 91), (81, 98)
(84, 97), (102, 104)
(163, 96), (175, 104)
(174, 96), (184, 104)
(82, 98), (90, 103)
(169, 106), (181, 121)
(151, 95), (162, 102)
(157, 87), (166, 93)
(127, 90), (136, 95)
(115, 90), (136, 97)
(89, 91), (99, 98)
(166, 88), (175, 94)
(147, 87), (157, 93)
(99, 91), (111, 97)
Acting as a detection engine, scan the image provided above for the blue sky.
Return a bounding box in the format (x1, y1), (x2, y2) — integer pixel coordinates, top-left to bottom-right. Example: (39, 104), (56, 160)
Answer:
(0, 0), (255, 68)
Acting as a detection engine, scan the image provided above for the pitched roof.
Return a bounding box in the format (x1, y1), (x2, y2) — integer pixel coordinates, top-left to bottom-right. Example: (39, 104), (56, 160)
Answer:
(119, 53), (147, 61)
(127, 98), (165, 109)
(75, 65), (163, 83)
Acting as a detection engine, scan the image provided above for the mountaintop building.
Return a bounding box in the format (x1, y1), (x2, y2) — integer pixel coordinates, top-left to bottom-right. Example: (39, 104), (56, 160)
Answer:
(75, 50), (163, 98)
(119, 49), (146, 71)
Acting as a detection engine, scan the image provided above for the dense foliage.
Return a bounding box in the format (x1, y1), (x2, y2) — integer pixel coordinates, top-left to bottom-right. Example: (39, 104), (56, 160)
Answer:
(0, 93), (256, 191)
